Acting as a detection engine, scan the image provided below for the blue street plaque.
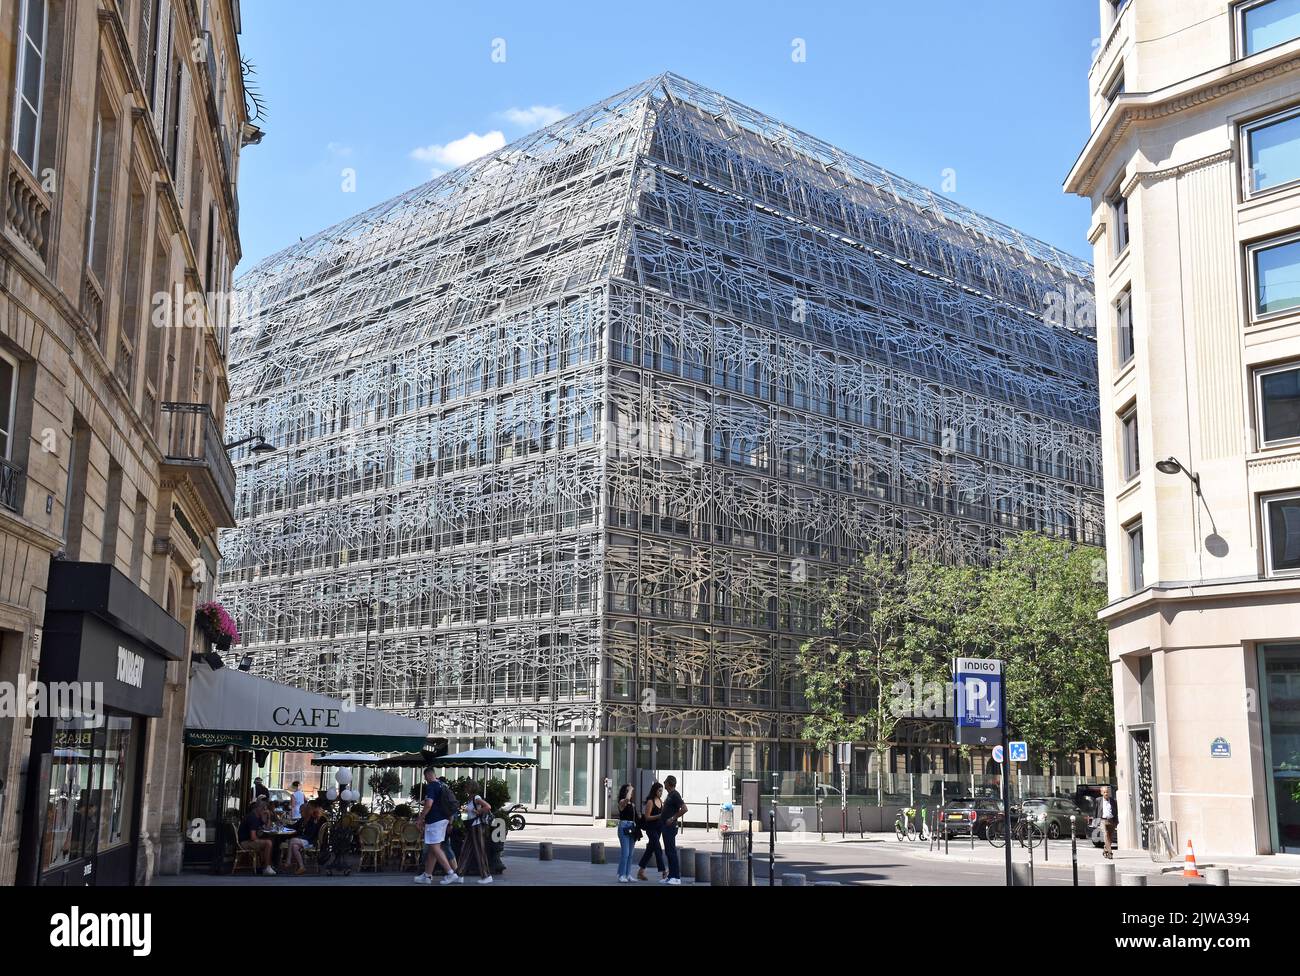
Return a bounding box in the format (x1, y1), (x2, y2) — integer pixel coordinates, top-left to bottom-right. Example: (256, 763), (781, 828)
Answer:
(1211, 737), (1231, 758)
(954, 657), (1002, 745)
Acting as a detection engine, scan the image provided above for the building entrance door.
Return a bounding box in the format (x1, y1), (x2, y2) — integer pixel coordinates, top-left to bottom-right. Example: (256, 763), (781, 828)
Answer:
(1261, 643), (1300, 853)
(1129, 727), (1156, 848)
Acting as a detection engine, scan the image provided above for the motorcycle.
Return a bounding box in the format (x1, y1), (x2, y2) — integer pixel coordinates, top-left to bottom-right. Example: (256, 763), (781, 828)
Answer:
(505, 803), (527, 831)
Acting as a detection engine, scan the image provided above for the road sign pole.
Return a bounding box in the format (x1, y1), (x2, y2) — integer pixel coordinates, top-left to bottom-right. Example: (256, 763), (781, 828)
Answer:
(1001, 724), (1012, 887)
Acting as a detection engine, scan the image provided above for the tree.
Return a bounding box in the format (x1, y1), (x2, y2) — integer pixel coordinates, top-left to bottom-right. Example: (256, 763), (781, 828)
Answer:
(796, 533), (1114, 794)
(798, 553), (936, 803)
(967, 534), (1113, 770)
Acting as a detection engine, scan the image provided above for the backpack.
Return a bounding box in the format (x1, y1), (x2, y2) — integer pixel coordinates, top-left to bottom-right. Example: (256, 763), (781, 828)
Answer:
(430, 780), (458, 821)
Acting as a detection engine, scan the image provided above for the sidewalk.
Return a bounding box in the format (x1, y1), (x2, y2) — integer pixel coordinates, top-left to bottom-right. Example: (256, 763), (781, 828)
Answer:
(898, 832), (1300, 881)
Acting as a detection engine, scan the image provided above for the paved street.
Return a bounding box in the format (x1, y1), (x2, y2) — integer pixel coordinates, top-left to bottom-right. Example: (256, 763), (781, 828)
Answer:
(154, 825), (1300, 887)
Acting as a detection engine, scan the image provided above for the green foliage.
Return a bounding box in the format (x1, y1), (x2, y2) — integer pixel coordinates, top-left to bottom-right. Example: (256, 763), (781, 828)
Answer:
(367, 769), (404, 811)
(796, 534), (1113, 769)
(391, 803), (415, 818)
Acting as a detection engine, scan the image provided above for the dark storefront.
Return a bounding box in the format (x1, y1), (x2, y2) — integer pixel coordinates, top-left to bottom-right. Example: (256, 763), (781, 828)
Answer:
(18, 562), (184, 886)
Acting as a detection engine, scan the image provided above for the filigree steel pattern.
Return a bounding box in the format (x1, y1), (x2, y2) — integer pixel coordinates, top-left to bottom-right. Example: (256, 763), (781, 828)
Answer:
(220, 74), (1101, 775)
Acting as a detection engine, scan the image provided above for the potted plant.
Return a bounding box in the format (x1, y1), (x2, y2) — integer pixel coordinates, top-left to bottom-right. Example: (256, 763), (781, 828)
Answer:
(195, 601), (240, 651)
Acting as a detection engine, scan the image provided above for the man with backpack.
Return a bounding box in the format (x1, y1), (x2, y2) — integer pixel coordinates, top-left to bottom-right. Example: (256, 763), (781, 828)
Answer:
(413, 767), (461, 885)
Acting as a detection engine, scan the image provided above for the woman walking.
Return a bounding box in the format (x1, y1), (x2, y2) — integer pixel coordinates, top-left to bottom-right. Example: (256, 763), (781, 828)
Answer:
(461, 781), (495, 884)
(636, 781), (665, 881)
(615, 784), (638, 882)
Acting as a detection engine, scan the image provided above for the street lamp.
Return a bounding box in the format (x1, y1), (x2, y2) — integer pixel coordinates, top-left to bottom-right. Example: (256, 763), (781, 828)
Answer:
(223, 432), (276, 455)
(1155, 456), (1201, 496)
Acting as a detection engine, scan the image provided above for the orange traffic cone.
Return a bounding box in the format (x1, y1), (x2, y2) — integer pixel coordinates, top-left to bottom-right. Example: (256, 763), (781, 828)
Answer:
(1182, 839), (1201, 878)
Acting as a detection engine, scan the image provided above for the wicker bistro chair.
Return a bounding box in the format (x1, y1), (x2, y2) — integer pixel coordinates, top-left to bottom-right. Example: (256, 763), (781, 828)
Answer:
(357, 822), (385, 872)
(228, 822), (258, 876)
(398, 820), (423, 871)
(386, 819), (409, 866)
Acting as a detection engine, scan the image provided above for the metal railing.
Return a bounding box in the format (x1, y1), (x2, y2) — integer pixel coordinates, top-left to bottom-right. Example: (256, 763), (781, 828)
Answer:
(0, 457), (24, 514)
(160, 401), (236, 513)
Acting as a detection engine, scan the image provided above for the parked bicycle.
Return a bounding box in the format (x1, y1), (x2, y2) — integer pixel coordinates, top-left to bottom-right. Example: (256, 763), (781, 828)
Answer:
(986, 813), (1043, 849)
(894, 806), (929, 842)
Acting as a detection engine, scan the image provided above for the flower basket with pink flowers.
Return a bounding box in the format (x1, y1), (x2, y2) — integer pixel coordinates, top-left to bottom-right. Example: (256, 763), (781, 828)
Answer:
(195, 601), (240, 650)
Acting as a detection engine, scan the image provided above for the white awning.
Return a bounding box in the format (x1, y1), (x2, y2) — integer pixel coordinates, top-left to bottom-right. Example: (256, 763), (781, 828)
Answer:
(184, 666), (428, 753)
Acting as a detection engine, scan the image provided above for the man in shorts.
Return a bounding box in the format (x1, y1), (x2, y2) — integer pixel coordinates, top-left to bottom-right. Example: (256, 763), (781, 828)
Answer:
(413, 766), (460, 884)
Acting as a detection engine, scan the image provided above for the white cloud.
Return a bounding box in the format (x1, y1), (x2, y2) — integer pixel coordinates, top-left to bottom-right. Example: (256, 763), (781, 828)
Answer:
(409, 130), (506, 172)
(501, 105), (566, 129)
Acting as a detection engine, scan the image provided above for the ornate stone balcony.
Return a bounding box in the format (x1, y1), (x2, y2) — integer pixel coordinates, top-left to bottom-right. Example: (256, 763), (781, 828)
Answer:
(6, 159), (50, 259)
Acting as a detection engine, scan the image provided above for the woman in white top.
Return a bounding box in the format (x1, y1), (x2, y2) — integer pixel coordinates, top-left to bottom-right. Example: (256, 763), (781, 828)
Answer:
(461, 782), (494, 884)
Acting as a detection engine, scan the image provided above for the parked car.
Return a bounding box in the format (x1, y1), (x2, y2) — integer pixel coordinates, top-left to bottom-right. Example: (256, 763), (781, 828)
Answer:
(938, 796), (1006, 838)
(1018, 796), (1090, 838)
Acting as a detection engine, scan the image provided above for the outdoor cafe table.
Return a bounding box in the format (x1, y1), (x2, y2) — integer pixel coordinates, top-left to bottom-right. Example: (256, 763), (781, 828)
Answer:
(259, 827), (296, 862)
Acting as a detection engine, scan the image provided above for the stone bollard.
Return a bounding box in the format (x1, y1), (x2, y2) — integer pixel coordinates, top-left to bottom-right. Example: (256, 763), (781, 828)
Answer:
(1120, 873), (1147, 886)
(590, 842), (606, 865)
(679, 848), (695, 879)
(781, 872), (807, 886)
(1205, 867), (1229, 886)
(727, 859), (748, 888)
(1011, 864), (1034, 887)
(694, 850), (711, 884)
(709, 854), (728, 887)
(538, 842), (554, 861)
(1093, 862), (1116, 886)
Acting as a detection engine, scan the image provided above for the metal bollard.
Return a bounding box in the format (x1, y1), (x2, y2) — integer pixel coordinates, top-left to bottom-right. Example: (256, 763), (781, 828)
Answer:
(1070, 818), (1078, 886)
(538, 842), (554, 861)
(590, 842), (606, 865)
(781, 872), (807, 886)
(1094, 862), (1116, 886)
(709, 854), (727, 887)
(1205, 867), (1230, 886)
(1011, 864), (1034, 887)
(679, 848), (695, 879)
(1120, 873), (1147, 886)
(727, 859), (747, 887)
(694, 850), (711, 883)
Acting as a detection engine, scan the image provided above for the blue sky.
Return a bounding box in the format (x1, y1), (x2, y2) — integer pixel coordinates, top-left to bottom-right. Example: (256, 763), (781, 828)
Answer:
(235, 0), (1101, 273)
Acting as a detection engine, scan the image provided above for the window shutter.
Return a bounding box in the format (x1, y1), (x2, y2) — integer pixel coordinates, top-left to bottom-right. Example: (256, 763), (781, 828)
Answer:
(174, 61), (191, 208)
(151, 0), (172, 138)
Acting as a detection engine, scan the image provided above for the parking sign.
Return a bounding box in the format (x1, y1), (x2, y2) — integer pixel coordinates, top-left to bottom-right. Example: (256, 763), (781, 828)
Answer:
(953, 657), (1003, 745)
(1009, 741), (1028, 763)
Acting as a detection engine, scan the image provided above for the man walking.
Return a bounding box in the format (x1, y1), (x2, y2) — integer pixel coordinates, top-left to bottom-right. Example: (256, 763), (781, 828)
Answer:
(413, 767), (461, 885)
(1095, 786), (1118, 859)
(660, 775), (688, 885)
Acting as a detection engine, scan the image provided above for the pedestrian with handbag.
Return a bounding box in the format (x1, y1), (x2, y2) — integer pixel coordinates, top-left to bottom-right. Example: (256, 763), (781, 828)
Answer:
(615, 784), (639, 882)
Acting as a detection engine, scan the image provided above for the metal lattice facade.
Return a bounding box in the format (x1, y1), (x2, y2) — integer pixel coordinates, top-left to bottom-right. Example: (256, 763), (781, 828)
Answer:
(219, 74), (1101, 804)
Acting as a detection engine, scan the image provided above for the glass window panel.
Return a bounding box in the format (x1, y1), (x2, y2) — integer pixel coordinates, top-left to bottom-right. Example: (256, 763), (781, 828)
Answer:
(0, 356), (14, 457)
(41, 717), (101, 873)
(1267, 495), (1300, 572)
(1261, 366), (1300, 443)
(1249, 112), (1300, 192)
(25, 0), (45, 47)
(97, 716), (138, 851)
(1244, 0), (1300, 55)
(17, 106), (38, 169)
(1254, 238), (1300, 315)
(574, 739), (589, 808)
(21, 42), (42, 109)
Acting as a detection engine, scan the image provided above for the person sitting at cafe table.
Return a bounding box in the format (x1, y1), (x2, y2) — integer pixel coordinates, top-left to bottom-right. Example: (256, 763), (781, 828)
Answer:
(286, 802), (322, 875)
(238, 800), (276, 876)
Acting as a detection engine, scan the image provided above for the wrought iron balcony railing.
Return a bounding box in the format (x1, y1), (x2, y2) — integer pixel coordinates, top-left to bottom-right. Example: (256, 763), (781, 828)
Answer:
(0, 456), (24, 514)
(160, 401), (236, 523)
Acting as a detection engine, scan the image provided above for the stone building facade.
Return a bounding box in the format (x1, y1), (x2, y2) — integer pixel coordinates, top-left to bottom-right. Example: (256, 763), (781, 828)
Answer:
(1068, 0), (1300, 855)
(0, 0), (253, 884)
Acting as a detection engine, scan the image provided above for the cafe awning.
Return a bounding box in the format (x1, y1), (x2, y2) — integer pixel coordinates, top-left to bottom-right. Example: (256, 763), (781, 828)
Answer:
(429, 747), (538, 769)
(184, 666), (429, 753)
(310, 749), (445, 768)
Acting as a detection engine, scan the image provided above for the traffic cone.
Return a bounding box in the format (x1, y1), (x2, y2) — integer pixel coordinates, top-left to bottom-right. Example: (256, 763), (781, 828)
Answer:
(1182, 839), (1201, 878)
